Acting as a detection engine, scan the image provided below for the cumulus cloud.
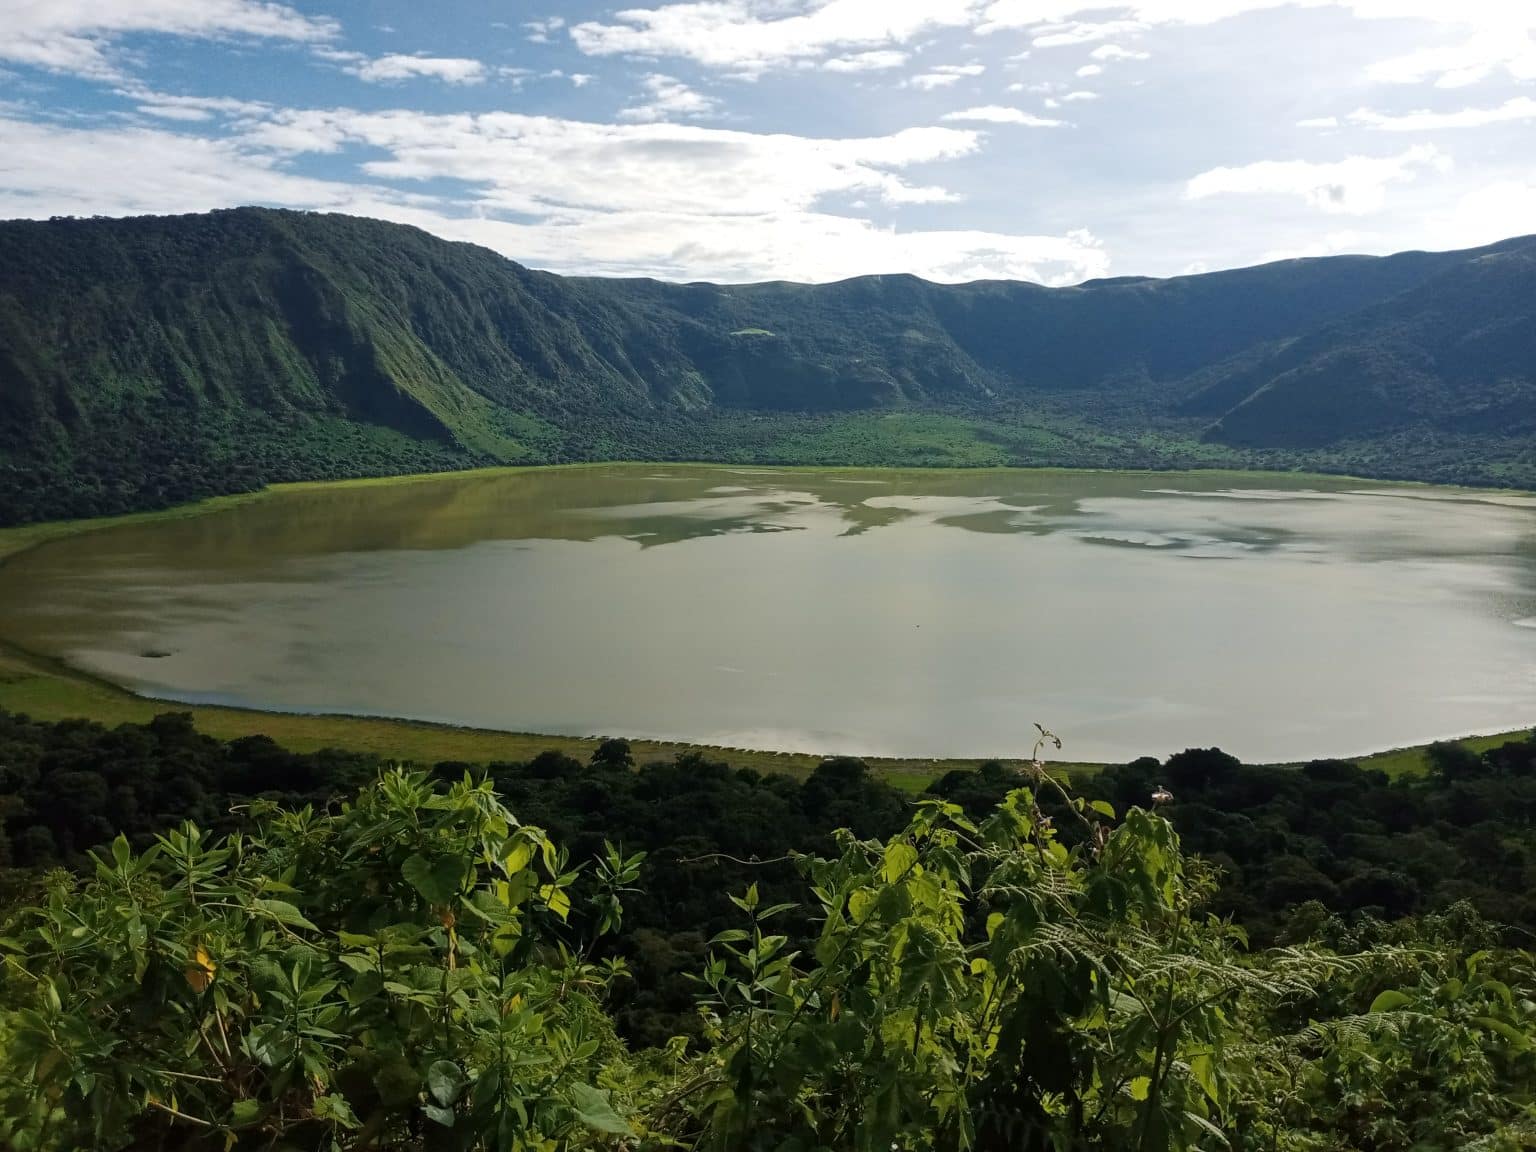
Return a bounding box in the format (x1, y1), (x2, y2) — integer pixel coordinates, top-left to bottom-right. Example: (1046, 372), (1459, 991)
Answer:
(1348, 97), (1536, 131)
(1260, 229), (1369, 261)
(1368, 30), (1536, 89)
(1090, 44), (1149, 61)
(234, 108), (981, 216)
(1186, 145), (1450, 214)
(823, 50), (909, 72)
(1075, 63), (1103, 77)
(1436, 179), (1536, 250)
(345, 54), (487, 85)
(975, 1), (1536, 87)
(1027, 20), (1149, 47)
(941, 105), (1067, 125)
(0, 111), (1108, 285)
(523, 16), (565, 44)
(1, 0), (336, 79)
(907, 62), (986, 89)
(619, 75), (721, 122)
(570, 0), (983, 74)
(125, 90), (273, 122)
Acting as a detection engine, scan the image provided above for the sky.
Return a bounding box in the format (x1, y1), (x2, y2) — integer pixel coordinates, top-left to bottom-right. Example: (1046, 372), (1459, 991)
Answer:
(1, 1), (1534, 285)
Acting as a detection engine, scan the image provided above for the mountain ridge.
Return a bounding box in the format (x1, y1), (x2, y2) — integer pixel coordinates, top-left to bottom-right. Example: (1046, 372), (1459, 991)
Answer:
(1, 207), (1534, 524)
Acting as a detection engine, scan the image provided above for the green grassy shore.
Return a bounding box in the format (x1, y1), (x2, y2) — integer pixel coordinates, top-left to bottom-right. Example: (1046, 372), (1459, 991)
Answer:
(1, 464), (1527, 787)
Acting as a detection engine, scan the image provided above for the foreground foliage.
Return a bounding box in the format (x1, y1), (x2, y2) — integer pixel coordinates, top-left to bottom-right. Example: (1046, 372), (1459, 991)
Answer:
(4, 708), (1536, 1054)
(3, 764), (1533, 1150)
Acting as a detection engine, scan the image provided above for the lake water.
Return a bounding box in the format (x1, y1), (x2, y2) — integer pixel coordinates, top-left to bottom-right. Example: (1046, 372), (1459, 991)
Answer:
(3, 466), (1536, 763)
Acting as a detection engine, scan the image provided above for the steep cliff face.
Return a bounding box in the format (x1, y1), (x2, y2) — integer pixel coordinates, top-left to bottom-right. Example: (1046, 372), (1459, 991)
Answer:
(2, 208), (1533, 522)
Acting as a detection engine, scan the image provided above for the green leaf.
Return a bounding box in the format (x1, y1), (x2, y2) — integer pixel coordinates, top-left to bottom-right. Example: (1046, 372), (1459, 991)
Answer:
(1190, 1053), (1218, 1103)
(1128, 1076), (1151, 1101)
(230, 1099), (263, 1127)
(251, 898), (317, 932)
(1089, 800), (1116, 819)
(313, 1093), (361, 1130)
(1369, 990), (1412, 1013)
(423, 1103), (456, 1128)
(849, 889), (877, 925)
(427, 1060), (464, 1107)
(1183, 1111), (1230, 1147)
(1474, 1016), (1532, 1050)
(402, 854), (461, 906)
(540, 884), (572, 921)
(569, 1083), (631, 1135)
(505, 840), (533, 874)
(882, 842), (918, 884)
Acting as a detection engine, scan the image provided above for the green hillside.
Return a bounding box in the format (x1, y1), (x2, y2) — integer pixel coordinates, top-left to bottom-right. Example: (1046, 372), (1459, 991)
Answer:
(3, 208), (1535, 524)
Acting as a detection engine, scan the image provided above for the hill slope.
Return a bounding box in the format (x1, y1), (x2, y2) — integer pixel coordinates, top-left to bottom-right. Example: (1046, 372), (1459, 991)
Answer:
(2, 208), (1534, 523)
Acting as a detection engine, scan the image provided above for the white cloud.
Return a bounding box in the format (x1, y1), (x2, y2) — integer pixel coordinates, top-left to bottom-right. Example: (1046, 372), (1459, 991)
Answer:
(1027, 20), (1150, 47)
(236, 108), (981, 215)
(570, 0), (984, 74)
(823, 50), (909, 72)
(940, 105), (1067, 125)
(523, 16), (566, 44)
(1060, 90), (1099, 101)
(1348, 97), (1536, 131)
(1260, 229), (1369, 261)
(619, 75), (721, 122)
(1186, 144), (1450, 214)
(1, 0), (336, 79)
(1090, 43), (1149, 61)
(1368, 30), (1536, 89)
(1297, 116), (1340, 128)
(570, 73), (595, 88)
(125, 90), (273, 122)
(0, 115), (420, 218)
(1436, 178), (1536, 250)
(908, 61), (985, 88)
(346, 54), (487, 85)
(0, 111), (1109, 285)
(1075, 63), (1103, 77)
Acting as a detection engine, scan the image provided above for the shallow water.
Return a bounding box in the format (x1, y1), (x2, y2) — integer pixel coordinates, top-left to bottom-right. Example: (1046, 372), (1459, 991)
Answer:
(3, 465), (1535, 762)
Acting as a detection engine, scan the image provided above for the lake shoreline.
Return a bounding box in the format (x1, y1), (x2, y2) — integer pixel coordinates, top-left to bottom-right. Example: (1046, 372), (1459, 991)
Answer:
(3, 456), (1507, 567)
(2, 461), (1532, 780)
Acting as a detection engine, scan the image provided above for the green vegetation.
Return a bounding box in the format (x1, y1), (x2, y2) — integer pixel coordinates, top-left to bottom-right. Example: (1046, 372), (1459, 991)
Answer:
(3, 707), (1534, 1053)
(3, 732), (1534, 1150)
(3, 209), (1534, 525)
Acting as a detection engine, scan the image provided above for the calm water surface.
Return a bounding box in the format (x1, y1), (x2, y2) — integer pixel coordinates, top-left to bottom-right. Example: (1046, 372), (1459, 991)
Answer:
(3, 466), (1536, 762)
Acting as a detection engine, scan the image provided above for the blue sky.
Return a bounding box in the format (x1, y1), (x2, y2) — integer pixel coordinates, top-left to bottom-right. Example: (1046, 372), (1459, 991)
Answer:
(2, 1), (1534, 283)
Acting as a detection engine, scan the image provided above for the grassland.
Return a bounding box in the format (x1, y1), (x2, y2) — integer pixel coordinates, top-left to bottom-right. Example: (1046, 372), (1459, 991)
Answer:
(1, 463), (1527, 788)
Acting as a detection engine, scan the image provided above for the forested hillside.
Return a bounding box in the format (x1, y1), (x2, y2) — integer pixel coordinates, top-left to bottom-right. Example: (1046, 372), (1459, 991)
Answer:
(3, 209), (1535, 524)
(2, 711), (1534, 1150)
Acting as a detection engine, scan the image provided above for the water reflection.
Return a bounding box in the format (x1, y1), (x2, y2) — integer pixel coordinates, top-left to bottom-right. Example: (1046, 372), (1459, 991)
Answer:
(2, 465), (1535, 762)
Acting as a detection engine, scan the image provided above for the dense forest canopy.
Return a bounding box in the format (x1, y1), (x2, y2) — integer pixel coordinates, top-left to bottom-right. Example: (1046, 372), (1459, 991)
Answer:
(2, 708), (1533, 1049)
(1, 715), (1533, 1150)
(3, 209), (1536, 525)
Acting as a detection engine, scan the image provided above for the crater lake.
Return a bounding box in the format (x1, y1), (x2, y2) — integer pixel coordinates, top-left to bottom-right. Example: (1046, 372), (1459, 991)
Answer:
(3, 465), (1535, 763)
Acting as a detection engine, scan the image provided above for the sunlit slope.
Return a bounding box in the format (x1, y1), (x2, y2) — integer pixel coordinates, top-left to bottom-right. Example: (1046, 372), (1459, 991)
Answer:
(2, 207), (1534, 522)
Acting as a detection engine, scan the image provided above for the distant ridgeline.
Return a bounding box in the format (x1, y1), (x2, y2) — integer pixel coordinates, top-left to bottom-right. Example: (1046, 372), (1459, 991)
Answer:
(2, 208), (1536, 523)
